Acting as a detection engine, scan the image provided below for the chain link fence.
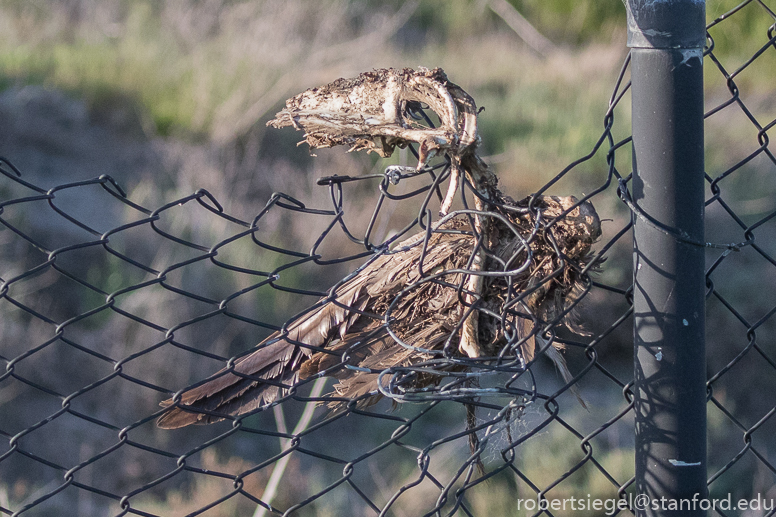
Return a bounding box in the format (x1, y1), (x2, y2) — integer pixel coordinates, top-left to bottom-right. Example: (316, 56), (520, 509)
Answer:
(702, 1), (776, 512)
(1, 2), (775, 516)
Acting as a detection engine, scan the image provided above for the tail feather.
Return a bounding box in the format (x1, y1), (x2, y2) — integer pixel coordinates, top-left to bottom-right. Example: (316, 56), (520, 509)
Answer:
(156, 341), (303, 428)
(157, 284), (368, 429)
(542, 338), (588, 410)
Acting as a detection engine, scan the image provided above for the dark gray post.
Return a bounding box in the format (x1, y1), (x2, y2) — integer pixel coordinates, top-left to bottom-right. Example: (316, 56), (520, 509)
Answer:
(628, 1), (708, 515)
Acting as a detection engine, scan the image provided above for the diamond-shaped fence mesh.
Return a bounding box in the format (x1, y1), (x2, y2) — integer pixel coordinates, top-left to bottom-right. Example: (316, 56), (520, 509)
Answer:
(1, 2), (775, 516)
(702, 1), (776, 511)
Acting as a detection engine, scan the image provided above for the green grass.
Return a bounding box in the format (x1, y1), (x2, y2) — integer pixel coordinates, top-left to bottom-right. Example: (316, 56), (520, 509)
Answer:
(1, 0), (770, 149)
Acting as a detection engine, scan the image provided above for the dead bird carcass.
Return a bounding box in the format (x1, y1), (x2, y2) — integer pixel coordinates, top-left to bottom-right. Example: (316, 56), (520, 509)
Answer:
(157, 67), (601, 429)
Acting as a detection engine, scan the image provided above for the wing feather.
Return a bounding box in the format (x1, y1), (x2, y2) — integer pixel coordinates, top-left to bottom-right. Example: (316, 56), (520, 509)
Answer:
(157, 280), (369, 428)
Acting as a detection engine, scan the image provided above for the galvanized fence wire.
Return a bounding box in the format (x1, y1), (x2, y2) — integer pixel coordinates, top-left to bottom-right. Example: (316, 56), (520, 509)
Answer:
(701, 1), (776, 512)
(0, 5), (774, 517)
(0, 89), (633, 516)
(0, 92), (629, 517)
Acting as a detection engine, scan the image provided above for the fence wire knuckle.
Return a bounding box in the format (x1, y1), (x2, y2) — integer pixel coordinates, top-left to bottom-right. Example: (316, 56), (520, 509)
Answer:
(1, 4), (776, 517)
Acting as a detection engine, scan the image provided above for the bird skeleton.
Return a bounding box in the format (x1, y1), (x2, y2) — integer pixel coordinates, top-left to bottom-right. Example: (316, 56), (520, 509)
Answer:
(157, 67), (601, 430)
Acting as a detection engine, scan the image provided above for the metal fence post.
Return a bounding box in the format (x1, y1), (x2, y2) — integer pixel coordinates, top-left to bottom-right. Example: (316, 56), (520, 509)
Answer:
(627, 1), (708, 515)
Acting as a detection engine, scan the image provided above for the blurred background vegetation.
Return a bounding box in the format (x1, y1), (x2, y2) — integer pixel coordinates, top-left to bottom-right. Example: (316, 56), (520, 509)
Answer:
(1, 0), (775, 515)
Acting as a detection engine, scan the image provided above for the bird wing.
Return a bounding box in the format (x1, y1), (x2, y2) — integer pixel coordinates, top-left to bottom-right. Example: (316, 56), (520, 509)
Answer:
(157, 219), (476, 428)
(156, 275), (368, 428)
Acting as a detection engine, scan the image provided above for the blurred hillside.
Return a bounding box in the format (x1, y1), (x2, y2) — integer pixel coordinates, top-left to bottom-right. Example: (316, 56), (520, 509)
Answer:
(1, 0), (771, 207)
(1, 0), (771, 191)
(1, 1), (775, 515)
(0, 0), (634, 201)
